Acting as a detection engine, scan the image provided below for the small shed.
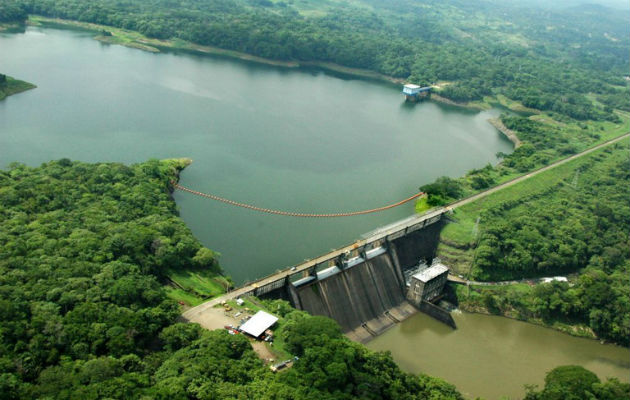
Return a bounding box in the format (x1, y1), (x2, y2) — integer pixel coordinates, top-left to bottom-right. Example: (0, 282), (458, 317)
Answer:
(239, 310), (278, 338)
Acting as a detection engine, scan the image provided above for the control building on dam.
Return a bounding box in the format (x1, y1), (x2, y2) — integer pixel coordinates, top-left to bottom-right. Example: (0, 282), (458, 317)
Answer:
(241, 208), (452, 342)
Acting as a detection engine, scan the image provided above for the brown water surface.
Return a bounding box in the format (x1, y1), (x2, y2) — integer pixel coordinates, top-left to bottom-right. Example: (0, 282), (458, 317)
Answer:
(367, 311), (630, 399)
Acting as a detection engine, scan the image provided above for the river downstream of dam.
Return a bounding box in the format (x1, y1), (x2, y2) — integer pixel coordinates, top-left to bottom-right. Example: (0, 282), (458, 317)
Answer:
(367, 311), (630, 400)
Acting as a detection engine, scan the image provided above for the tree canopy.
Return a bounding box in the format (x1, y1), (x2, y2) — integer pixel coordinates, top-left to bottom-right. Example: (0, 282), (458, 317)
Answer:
(524, 365), (629, 400)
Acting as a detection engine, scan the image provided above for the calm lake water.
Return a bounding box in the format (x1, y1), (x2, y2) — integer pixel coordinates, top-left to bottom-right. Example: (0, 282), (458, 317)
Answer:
(0, 26), (513, 283)
(1, 26), (628, 399)
(367, 312), (630, 400)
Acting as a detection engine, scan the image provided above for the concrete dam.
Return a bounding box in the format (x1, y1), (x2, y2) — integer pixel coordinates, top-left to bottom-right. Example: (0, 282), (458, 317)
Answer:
(256, 212), (447, 342)
(183, 208), (452, 342)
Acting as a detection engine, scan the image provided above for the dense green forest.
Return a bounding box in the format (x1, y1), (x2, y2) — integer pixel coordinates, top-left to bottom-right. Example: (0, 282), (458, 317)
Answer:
(0, 159), (466, 399)
(1, 0), (628, 121)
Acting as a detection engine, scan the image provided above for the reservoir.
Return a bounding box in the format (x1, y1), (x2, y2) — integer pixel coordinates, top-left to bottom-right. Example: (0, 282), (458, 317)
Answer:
(1, 26), (628, 398)
(0, 26), (512, 283)
(367, 312), (630, 399)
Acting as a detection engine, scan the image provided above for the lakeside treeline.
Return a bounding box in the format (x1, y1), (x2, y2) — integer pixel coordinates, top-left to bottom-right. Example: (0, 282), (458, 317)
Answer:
(1, 0), (628, 121)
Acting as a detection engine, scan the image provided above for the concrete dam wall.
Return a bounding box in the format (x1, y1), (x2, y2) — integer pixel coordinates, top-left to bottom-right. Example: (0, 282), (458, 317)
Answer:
(250, 212), (447, 342)
(285, 222), (444, 342)
(292, 252), (416, 342)
(390, 220), (443, 273)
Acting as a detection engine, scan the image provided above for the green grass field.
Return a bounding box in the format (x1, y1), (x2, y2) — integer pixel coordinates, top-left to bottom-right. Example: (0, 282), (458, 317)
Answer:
(165, 267), (231, 306)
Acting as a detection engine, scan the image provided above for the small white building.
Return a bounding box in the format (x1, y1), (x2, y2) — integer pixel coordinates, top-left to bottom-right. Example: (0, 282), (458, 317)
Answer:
(402, 84), (422, 95)
(402, 83), (431, 102)
(541, 276), (568, 283)
(239, 310), (278, 338)
(406, 263), (449, 305)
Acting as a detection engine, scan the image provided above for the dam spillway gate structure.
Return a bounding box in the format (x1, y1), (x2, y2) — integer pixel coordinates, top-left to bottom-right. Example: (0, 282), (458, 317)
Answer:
(241, 209), (448, 342)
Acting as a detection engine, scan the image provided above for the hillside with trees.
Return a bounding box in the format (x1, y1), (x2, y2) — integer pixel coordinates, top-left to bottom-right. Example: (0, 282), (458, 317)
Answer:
(435, 140), (630, 345)
(0, 159), (465, 399)
(7, 0), (629, 121)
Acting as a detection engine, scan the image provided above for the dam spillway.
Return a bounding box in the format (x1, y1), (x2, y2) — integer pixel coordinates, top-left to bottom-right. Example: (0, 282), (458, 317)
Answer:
(294, 252), (408, 333)
(278, 215), (445, 342)
(183, 208), (447, 342)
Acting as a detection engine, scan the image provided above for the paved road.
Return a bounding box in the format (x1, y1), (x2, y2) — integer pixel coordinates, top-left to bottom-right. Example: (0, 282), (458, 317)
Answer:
(183, 132), (629, 321)
(445, 132), (629, 211)
(448, 274), (566, 286)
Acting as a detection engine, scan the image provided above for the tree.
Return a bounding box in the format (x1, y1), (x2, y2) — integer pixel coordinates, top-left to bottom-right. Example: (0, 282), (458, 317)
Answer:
(524, 365), (629, 400)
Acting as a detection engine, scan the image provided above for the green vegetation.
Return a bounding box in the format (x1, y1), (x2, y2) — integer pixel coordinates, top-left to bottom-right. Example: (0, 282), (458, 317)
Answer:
(0, 158), (466, 399)
(165, 255), (232, 306)
(524, 365), (629, 400)
(0, 74), (36, 100)
(441, 141), (629, 345)
(7, 0), (628, 121)
(421, 110), (628, 208)
(0, 0), (27, 23)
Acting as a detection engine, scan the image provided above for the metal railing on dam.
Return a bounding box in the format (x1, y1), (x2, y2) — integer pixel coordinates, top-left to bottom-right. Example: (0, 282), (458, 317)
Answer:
(234, 207), (444, 298)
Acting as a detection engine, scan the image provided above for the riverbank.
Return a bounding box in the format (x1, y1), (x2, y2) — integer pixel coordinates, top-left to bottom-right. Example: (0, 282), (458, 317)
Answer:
(367, 310), (630, 400)
(454, 284), (598, 340)
(487, 117), (522, 148)
(0, 75), (36, 100)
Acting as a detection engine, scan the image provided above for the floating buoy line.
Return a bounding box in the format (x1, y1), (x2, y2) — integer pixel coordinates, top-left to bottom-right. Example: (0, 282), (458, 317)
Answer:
(172, 182), (424, 218)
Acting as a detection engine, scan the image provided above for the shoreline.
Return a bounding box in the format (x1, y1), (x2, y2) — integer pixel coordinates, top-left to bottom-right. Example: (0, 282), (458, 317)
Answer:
(28, 15), (485, 111)
(430, 93), (486, 111)
(488, 117), (522, 148)
(456, 305), (604, 343)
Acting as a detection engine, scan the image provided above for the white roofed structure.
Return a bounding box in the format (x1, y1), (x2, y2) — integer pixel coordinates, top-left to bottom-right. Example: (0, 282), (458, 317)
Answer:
(239, 310), (278, 338)
(412, 263), (449, 283)
(407, 262), (450, 304)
